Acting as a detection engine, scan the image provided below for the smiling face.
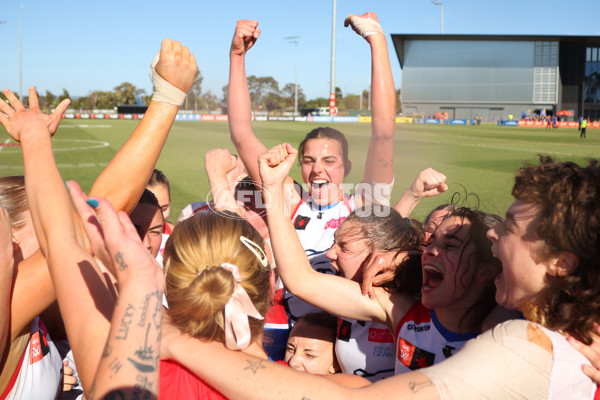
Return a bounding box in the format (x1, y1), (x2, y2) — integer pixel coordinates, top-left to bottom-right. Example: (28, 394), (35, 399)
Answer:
(285, 319), (336, 375)
(487, 200), (552, 310)
(300, 138), (347, 206)
(325, 220), (370, 282)
(420, 216), (480, 310)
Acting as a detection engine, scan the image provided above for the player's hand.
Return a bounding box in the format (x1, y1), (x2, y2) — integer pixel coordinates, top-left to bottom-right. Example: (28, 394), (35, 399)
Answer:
(344, 12), (383, 42)
(155, 39), (198, 94)
(231, 20), (261, 57)
(258, 143), (297, 188)
(0, 87), (69, 141)
(408, 168), (448, 201)
(568, 323), (600, 385)
(361, 250), (399, 298)
(205, 149), (238, 179)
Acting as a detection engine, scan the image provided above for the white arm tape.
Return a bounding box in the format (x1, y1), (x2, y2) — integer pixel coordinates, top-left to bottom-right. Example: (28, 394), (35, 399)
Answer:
(150, 52), (188, 107)
(349, 16), (383, 38)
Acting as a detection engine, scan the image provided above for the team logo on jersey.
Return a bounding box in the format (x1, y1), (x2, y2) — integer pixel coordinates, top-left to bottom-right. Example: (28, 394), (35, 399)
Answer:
(30, 330), (50, 364)
(368, 327), (394, 343)
(324, 217), (345, 230)
(337, 319), (352, 342)
(294, 215), (311, 230)
(397, 337), (435, 370)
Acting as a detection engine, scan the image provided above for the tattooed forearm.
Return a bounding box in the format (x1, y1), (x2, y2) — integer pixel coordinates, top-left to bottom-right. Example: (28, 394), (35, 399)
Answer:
(244, 359), (266, 374)
(114, 251), (128, 271)
(408, 379), (434, 393)
(116, 303), (136, 340)
(378, 157), (392, 167)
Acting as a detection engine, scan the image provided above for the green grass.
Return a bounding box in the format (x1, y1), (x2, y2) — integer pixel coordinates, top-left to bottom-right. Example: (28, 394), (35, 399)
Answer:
(1, 120), (598, 223)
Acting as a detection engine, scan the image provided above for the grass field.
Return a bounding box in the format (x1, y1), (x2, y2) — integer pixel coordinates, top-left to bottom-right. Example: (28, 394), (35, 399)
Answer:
(1, 120), (598, 223)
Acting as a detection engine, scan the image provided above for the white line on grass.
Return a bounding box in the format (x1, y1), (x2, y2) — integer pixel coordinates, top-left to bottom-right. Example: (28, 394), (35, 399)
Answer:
(0, 139), (109, 154)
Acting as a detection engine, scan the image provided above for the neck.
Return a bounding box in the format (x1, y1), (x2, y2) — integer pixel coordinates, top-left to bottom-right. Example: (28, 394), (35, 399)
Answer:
(434, 304), (483, 334)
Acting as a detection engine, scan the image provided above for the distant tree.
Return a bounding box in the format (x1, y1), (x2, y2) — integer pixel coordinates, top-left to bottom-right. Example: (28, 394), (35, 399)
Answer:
(304, 97), (329, 108)
(343, 94), (360, 110)
(45, 90), (56, 110)
(58, 88), (71, 104)
(362, 89), (369, 110)
(247, 75), (280, 109)
(281, 83), (306, 110)
(198, 90), (219, 112)
(187, 71), (203, 111)
(335, 86), (343, 100)
(113, 82), (137, 105)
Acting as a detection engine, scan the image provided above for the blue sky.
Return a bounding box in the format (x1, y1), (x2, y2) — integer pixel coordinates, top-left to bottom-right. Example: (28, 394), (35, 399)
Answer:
(1, 0), (599, 101)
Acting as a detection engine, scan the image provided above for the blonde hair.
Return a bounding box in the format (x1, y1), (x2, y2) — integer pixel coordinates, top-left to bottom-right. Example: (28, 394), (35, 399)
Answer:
(164, 211), (271, 343)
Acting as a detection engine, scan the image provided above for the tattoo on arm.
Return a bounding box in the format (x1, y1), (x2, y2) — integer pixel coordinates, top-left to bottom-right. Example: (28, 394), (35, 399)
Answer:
(114, 251), (128, 271)
(115, 304), (136, 340)
(409, 379), (434, 393)
(244, 359), (266, 374)
(378, 158), (392, 167)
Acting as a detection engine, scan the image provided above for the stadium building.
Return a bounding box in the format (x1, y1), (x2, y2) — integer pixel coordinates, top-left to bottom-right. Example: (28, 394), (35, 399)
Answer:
(391, 34), (600, 121)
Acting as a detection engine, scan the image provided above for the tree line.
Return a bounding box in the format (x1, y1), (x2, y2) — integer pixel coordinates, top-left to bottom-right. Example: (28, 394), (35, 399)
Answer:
(1, 71), (400, 113)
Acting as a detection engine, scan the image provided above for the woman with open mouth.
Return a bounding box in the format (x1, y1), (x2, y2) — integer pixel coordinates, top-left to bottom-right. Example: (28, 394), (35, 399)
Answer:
(161, 155), (600, 399)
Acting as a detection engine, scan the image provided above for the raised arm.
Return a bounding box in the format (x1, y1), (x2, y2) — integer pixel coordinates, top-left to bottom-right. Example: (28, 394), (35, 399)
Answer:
(91, 38), (197, 213)
(228, 19), (267, 186)
(73, 193), (164, 400)
(393, 168), (448, 218)
(205, 148), (242, 213)
(258, 144), (388, 324)
(345, 13), (395, 191)
(1, 87), (114, 391)
(0, 208), (13, 361)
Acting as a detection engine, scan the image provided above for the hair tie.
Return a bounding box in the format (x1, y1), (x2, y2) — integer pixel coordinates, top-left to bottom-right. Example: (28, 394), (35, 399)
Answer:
(220, 263), (264, 349)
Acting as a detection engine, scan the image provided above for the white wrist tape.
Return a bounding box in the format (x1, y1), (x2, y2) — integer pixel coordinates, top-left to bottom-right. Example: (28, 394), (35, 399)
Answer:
(150, 52), (188, 107)
(349, 16), (383, 38)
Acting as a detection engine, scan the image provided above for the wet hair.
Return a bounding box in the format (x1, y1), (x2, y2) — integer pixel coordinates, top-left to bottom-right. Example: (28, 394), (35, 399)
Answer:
(147, 169), (171, 200)
(0, 176), (29, 230)
(343, 205), (424, 296)
(164, 211), (271, 345)
(513, 156), (600, 344)
(424, 203), (452, 226)
(292, 312), (338, 344)
(297, 127), (349, 166)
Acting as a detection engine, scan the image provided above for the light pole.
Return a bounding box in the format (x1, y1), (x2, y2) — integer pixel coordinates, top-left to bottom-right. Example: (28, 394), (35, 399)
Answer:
(19, 5), (24, 99)
(431, 0), (443, 34)
(284, 36), (300, 117)
(329, 0), (337, 115)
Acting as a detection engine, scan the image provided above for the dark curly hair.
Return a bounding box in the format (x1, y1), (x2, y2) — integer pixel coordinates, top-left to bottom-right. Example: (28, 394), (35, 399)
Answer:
(513, 155), (600, 344)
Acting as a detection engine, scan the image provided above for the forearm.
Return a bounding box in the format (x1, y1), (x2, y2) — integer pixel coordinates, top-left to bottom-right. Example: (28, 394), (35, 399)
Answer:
(167, 333), (433, 400)
(90, 101), (179, 213)
(364, 33), (395, 185)
(264, 186), (383, 322)
(208, 173), (239, 212)
(228, 53), (265, 184)
(393, 190), (421, 218)
(88, 277), (163, 400)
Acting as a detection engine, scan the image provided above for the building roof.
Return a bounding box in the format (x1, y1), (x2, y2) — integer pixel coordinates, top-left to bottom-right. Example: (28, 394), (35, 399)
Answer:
(391, 34), (600, 68)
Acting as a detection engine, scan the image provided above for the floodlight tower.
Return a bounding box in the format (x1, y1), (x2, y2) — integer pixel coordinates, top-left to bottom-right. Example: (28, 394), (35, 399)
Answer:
(329, 0), (337, 115)
(284, 36), (300, 116)
(431, 0), (444, 34)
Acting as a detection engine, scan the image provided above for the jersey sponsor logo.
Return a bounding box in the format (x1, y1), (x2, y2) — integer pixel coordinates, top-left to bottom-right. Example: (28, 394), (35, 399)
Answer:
(407, 323), (431, 333)
(294, 215), (311, 230)
(324, 217), (345, 230)
(368, 327), (394, 343)
(30, 330), (50, 364)
(337, 319), (352, 342)
(398, 337), (436, 370)
(442, 345), (456, 358)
